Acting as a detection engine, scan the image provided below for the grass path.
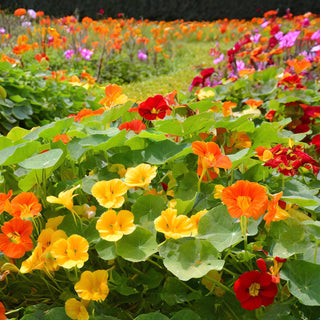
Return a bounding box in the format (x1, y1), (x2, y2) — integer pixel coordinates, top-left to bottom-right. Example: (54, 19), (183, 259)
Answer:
(121, 42), (215, 102)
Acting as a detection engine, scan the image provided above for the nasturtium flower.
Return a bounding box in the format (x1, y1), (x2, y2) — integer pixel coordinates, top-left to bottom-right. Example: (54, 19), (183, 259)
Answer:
(96, 209), (136, 241)
(263, 192), (289, 225)
(47, 185), (80, 211)
(91, 179), (127, 208)
(20, 245), (45, 273)
(154, 208), (194, 239)
(190, 209), (207, 236)
(138, 95), (171, 120)
(75, 270), (109, 301)
(10, 192), (42, 219)
(0, 301), (6, 320)
(99, 84), (128, 108)
(50, 234), (89, 269)
(14, 8), (27, 16)
(234, 270), (278, 310)
(45, 216), (64, 230)
(124, 163), (157, 189)
(65, 298), (89, 320)
(0, 190), (12, 214)
(0, 218), (33, 258)
(221, 180), (268, 220)
(118, 119), (146, 134)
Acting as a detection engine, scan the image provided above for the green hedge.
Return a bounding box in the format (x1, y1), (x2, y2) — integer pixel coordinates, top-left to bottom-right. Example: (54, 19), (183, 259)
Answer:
(2, 0), (320, 20)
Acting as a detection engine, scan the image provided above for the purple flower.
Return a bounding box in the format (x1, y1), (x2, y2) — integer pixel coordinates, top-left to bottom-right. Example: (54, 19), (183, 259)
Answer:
(311, 29), (320, 41)
(236, 60), (245, 71)
(27, 9), (37, 19)
(80, 48), (93, 60)
(311, 45), (320, 52)
(260, 20), (269, 29)
(64, 49), (75, 59)
(275, 31), (283, 41)
(278, 31), (300, 48)
(0, 28), (5, 34)
(21, 21), (31, 27)
(213, 53), (224, 64)
(302, 18), (310, 27)
(252, 33), (261, 43)
(137, 50), (148, 61)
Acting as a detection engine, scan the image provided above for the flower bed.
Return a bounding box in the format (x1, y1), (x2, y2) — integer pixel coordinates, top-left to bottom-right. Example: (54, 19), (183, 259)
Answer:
(0, 8), (320, 320)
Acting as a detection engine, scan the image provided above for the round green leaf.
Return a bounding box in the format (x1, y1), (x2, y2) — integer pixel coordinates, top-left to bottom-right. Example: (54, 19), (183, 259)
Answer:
(159, 239), (224, 281)
(95, 239), (117, 260)
(131, 194), (166, 232)
(0, 85), (7, 100)
(135, 313), (169, 320)
(281, 260), (320, 306)
(19, 149), (63, 169)
(116, 226), (158, 262)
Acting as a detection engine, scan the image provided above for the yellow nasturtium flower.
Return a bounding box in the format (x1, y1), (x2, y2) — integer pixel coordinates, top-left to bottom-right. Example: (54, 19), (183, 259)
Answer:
(50, 234), (89, 269)
(46, 185), (80, 211)
(124, 163), (157, 189)
(75, 270), (109, 301)
(154, 208), (194, 239)
(65, 298), (89, 320)
(190, 209), (207, 236)
(96, 209), (135, 241)
(91, 179), (127, 209)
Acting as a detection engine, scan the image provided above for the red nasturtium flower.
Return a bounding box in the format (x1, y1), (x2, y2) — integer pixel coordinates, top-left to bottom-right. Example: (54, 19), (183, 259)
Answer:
(221, 180), (268, 220)
(192, 141), (232, 180)
(118, 119), (146, 134)
(14, 8), (27, 17)
(35, 53), (49, 63)
(0, 218), (33, 258)
(138, 95), (171, 120)
(234, 260), (278, 311)
(0, 302), (6, 320)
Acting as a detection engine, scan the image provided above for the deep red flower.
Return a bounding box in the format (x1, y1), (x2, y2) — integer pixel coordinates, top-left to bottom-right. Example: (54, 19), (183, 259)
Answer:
(138, 95), (171, 120)
(234, 270), (278, 310)
(311, 134), (320, 153)
(118, 119), (146, 134)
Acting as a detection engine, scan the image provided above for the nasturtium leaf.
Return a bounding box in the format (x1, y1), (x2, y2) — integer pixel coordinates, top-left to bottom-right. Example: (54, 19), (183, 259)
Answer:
(175, 195), (197, 215)
(116, 226), (158, 262)
(83, 217), (100, 244)
(18, 167), (55, 192)
(271, 219), (309, 258)
(302, 221), (320, 240)
(228, 148), (251, 169)
(0, 136), (13, 150)
(139, 130), (167, 141)
(135, 313), (169, 320)
(171, 309), (201, 320)
(67, 138), (87, 162)
(19, 149), (63, 169)
(95, 239), (117, 260)
(159, 238), (224, 281)
(12, 105), (32, 120)
(215, 115), (255, 132)
(154, 119), (184, 136)
(262, 303), (293, 320)
(100, 100), (134, 125)
(0, 141), (40, 166)
(0, 85), (6, 100)
(282, 179), (320, 209)
(24, 118), (74, 141)
(174, 171), (198, 200)
(281, 260), (320, 306)
(7, 127), (29, 141)
(125, 136), (149, 150)
(43, 307), (69, 320)
(197, 205), (260, 252)
(161, 277), (201, 306)
(188, 100), (217, 113)
(131, 194), (166, 232)
(10, 95), (26, 103)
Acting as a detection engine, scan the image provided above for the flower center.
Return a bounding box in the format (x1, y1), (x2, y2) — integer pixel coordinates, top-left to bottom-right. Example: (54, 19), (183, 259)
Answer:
(9, 232), (21, 244)
(151, 107), (158, 114)
(237, 196), (252, 212)
(249, 282), (260, 297)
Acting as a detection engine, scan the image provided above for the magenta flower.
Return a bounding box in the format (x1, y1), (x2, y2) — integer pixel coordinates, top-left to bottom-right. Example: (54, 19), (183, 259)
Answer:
(311, 29), (320, 40)
(80, 48), (93, 60)
(213, 53), (224, 64)
(278, 31), (300, 48)
(64, 50), (75, 60)
(137, 50), (148, 61)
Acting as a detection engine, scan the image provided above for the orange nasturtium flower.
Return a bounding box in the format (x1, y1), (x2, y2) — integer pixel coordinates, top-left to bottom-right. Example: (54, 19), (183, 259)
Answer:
(190, 209), (207, 236)
(52, 134), (70, 144)
(0, 302), (6, 320)
(14, 8), (27, 16)
(221, 180), (268, 220)
(91, 179), (127, 209)
(192, 141), (232, 180)
(65, 298), (89, 320)
(46, 185), (80, 211)
(154, 208), (194, 239)
(124, 163), (157, 189)
(0, 218), (33, 258)
(96, 209), (135, 241)
(98, 84), (128, 108)
(9, 192), (42, 218)
(75, 270), (109, 301)
(263, 191), (290, 225)
(50, 234), (89, 269)
(0, 190), (12, 214)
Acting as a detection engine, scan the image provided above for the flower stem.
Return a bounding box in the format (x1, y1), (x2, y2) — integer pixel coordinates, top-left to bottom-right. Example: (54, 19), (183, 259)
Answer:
(241, 216), (248, 252)
(204, 275), (235, 295)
